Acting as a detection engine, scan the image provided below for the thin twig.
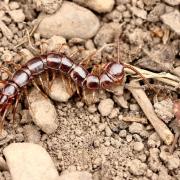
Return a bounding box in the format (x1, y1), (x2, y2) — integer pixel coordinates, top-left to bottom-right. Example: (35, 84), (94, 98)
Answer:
(127, 81), (174, 145)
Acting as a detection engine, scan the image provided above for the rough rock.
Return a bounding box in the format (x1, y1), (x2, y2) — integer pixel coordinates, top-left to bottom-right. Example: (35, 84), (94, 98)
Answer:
(73, 0), (115, 13)
(94, 22), (122, 47)
(129, 122), (148, 138)
(154, 98), (174, 123)
(33, 0), (62, 14)
(163, 0), (180, 6)
(173, 66), (180, 77)
(23, 125), (41, 143)
(58, 171), (92, 180)
(147, 132), (162, 148)
(160, 146), (180, 170)
(128, 159), (147, 176)
(133, 142), (144, 152)
(0, 157), (8, 171)
(47, 35), (66, 52)
(49, 77), (75, 102)
(130, 6), (147, 19)
(161, 10), (180, 35)
(98, 98), (114, 116)
(3, 143), (59, 180)
(29, 88), (58, 134)
(37, 1), (100, 39)
(9, 9), (25, 23)
(148, 148), (162, 172)
(147, 3), (165, 22)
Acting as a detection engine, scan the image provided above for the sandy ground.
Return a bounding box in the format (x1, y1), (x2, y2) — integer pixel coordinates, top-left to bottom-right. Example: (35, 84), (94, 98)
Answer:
(0, 0), (180, 179)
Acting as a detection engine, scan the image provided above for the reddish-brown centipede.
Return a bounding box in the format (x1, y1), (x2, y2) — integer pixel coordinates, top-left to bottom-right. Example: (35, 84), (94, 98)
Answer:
(0, 51), (152, 129)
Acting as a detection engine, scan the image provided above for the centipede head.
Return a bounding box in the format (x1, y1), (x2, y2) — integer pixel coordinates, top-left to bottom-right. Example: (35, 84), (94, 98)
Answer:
(105, 62), (124, 81)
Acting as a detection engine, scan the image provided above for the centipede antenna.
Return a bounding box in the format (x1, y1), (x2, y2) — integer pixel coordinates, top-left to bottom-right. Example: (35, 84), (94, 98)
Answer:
(117, 37), (120, 63)
(124, 63), (157, 93)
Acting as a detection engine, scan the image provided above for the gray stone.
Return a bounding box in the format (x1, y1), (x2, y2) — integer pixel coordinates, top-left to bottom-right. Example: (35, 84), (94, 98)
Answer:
(37, 1), (100, 39)
(58, 171), (92, 180)
(73, 0), (115, 13)
(163, 0), (180, 6)
(29, 88), (58, 134)
(128, 159), (147, 176)
(161, 10), (180, 35)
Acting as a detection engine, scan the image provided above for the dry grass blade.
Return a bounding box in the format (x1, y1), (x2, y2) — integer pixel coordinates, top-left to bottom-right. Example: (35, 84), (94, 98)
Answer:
(124, 63), (180, 88)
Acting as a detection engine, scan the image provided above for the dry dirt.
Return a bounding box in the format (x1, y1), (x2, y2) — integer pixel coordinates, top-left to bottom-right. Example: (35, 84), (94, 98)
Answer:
(0, 0), (180, 180)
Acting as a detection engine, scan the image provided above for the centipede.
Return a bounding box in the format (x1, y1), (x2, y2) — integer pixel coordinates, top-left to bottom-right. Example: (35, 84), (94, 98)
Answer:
(0, 49), (152, 130)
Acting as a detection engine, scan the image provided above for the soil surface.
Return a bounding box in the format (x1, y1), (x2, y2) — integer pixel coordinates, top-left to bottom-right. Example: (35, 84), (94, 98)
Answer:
(0, 0), (180, 180)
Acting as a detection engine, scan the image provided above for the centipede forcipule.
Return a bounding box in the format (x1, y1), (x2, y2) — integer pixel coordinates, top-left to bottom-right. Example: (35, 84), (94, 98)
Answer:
(0, 50), (153, 130)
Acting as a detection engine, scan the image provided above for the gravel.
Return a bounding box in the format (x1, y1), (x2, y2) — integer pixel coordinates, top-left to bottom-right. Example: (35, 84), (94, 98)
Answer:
(0, 0), (179, 179)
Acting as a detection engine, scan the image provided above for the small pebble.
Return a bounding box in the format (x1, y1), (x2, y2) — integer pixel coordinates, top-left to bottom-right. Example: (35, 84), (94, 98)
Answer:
(126, 134), (133, 142)
(128, 159), (147, 176)
(88, 104), (97, 113)
(59, 171), (92, 180)
(23, 125), (41, 144)
(161, 10), (180, 35)
(98, 98), (114, 116)
(133, 142), (144, 152)
(105, 126), (113, 137)
(119, 130), (127, 138)
(9, 9), (25, 23)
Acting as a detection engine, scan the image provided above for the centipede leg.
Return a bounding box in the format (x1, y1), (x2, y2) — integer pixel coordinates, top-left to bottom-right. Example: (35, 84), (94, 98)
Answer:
(49, 71), (56, 90)
(0, 104), (11, 131)
(45, 71), (50, 93)
(24, 87), (34, 115)
(0, 66), (12, 77)
(32, 80), (48, 98)
(12, 93), (21, 124)
(61, 74), (74, 95)
(38, 76), (47, 92)
(7, 61), (21, 70)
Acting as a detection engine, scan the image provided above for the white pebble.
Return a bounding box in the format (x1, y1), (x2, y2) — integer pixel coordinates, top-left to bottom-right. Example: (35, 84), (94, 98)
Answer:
(98, 98), (114, 116)
(9, 9), (25, 23)
(3, 143), (59, 180)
